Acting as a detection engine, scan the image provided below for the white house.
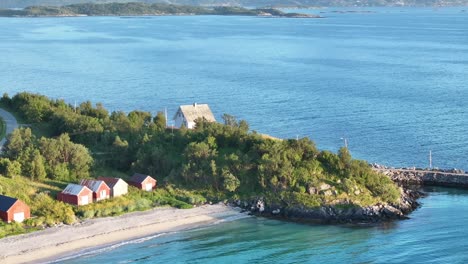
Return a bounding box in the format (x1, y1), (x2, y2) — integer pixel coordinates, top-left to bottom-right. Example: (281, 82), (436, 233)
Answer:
(173, 103), (216, 129)
(97, 177), (129, 198)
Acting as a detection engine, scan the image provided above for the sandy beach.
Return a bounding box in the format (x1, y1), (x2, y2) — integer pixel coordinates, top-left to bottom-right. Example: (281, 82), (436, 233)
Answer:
(0, 204), (244, 264)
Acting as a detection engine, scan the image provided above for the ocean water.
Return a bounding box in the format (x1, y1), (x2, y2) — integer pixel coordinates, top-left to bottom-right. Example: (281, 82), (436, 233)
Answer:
(1, 8), (468, 263)
(59, 187), (468, 264)
(0, 7), (467, 169)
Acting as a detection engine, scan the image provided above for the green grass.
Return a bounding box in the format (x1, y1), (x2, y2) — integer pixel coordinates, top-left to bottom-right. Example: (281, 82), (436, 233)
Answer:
(0, 173), (207, 238)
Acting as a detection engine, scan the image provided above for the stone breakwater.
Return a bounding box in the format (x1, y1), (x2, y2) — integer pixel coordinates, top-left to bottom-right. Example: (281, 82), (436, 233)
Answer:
(372, 165), (468, 187)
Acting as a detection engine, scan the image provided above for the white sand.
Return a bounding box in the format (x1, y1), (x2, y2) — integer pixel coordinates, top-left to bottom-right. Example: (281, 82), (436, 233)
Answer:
(0, 204), (244, 264)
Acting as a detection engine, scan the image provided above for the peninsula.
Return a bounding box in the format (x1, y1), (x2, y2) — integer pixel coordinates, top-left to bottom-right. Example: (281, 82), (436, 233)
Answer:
(0, 91), (423, 251)
(0, 2), (319, 18)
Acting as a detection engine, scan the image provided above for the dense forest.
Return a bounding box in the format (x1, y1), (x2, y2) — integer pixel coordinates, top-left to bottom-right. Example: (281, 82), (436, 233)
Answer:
(0, 92), (400, 236)
(0, 2), (314, 17)
(1, 0), (467, 8)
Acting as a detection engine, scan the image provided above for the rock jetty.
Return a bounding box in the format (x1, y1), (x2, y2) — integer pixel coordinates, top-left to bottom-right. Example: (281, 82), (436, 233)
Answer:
(371, 164), (468, 187)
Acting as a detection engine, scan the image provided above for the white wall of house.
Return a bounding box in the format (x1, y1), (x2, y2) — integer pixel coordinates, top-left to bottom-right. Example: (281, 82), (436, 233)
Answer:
(13, 212), (25, 223)
(113, 181), (128, 197)
(174, 110), (187, 128)
(81, 196), (89, 205)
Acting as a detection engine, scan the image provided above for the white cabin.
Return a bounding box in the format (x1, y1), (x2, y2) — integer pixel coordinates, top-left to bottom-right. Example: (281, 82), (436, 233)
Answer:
(173, 103), (216, 129)
(97, 177), (129, 198)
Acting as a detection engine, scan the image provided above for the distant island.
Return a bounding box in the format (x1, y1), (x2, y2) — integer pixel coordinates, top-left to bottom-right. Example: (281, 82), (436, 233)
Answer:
(1, 0), (468, 9)
(0, 3), (320, 18)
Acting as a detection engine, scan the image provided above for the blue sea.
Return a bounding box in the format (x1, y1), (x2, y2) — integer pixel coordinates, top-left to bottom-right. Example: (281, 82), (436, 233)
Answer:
(1, 7), (467, 263)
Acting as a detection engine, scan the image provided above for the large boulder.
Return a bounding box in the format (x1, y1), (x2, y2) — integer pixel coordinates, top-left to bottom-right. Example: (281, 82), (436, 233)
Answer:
(320, 183), (331, 191)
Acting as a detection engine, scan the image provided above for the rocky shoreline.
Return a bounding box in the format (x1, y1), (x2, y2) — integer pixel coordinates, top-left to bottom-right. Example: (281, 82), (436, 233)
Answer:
(234, 164), (468, 224)
(231, 187), (423, 224)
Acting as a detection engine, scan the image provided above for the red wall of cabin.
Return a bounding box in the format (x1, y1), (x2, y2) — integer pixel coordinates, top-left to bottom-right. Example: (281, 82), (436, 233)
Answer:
(94, 184), (110, 201)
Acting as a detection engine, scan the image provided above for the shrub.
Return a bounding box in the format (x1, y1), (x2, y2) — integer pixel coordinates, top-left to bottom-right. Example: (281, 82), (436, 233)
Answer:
(82, 210), (95, 219)
(135, 198), (152, 210)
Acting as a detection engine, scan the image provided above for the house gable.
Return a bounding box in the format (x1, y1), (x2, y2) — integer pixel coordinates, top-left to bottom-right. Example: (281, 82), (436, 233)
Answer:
(173, 104), (216, 129)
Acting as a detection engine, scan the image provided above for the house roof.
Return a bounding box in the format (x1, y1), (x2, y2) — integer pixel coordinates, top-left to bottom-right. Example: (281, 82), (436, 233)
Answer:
(61, 184), (90, 196)
(130, 173), (155, 184)
(0, 195), (19, 212)
(97, 177), (127, 189)
(174, 104), (216, 124)
(80, 179), (108, 192)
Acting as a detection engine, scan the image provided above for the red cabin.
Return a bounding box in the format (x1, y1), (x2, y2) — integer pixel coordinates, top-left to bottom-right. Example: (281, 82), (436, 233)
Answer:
(80, 179), (110, 202)
(0, 195), (31, 223)
(128, 173), (157, 191)
(57, 184), (93, 206)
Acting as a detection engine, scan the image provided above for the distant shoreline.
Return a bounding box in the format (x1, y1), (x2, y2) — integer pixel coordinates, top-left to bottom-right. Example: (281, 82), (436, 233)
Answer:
(0, 204), (246, 263)
(0, 3), (322, 18)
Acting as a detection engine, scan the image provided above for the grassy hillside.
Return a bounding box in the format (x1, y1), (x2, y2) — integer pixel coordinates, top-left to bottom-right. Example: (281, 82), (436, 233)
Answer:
(0, 92), (402, 236)
(0, 174), (207, 238)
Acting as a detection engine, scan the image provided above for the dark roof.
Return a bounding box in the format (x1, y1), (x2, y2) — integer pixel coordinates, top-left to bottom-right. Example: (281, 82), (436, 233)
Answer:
(61, 184), (90, 195)
(80, 179), (108, 192)
(0, 195), (19, 212)
(97, 177), (126, 188)
(130, 173), (154, 184)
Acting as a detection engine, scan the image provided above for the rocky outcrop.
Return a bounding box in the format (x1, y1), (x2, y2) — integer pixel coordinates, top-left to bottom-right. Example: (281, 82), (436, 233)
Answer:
(232, 188), (423, 224)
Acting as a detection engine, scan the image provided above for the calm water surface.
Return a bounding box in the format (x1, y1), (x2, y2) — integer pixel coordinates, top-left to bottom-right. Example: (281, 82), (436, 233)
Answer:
(1, 7), (467, 169)
(1, 7), (468, 263)
(59, 187), (468, 264)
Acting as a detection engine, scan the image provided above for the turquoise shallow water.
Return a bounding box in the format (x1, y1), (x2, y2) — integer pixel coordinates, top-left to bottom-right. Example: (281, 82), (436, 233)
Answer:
(1, 8), (468, 263)
(59, 187), (468, 264)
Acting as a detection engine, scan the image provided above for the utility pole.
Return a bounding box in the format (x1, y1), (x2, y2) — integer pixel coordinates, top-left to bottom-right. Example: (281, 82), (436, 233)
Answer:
(165, 107), (168, 128)
(430, 150), (433, 169)
(340, 137), (348, 148)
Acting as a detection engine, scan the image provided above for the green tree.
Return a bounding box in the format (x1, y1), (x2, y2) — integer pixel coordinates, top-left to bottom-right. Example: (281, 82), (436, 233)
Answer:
(113, 135), (128, 148)
(338, 147), (352, 174)
(222, 168), (240, 192)
(0, 93), (11, 107)
(222, 113), (238, 127)
(40, 134), (93, 181)
(30, 150), (46, 181)
(0, 158), (21, 178)
(6, 161), (21, 178)
(153, 111), (167, 130)
(4, 128), (35, 160)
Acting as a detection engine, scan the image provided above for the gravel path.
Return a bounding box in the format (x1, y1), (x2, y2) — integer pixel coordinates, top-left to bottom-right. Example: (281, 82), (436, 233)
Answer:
(0, 108), (18, 151)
